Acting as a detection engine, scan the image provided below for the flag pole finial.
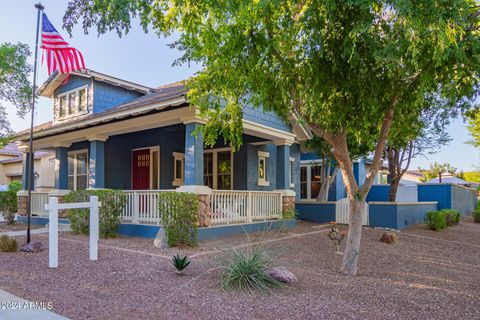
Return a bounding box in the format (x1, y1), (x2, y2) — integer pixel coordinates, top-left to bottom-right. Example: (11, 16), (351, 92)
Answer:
(34, 3), (44, 10)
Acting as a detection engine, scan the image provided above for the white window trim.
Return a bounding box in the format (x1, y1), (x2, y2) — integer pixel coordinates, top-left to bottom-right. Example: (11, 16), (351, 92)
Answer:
(289, 157), (295, 188)
(131, 146), (160, 190)
(204, 147), (234, 190)
(172, 152), (184, 186)
(257, 150), (270, 187)
(56, 85), (89, 120)
(68, 149), (88, 191)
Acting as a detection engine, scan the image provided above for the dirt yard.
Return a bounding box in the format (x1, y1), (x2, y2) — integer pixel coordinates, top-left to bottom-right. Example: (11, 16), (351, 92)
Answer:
(1, 218), (479, 320)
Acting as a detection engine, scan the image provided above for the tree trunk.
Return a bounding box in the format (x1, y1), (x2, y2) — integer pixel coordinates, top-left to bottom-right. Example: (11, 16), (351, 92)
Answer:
(341, 198), (365, 276)
(388, 177), (399, 202)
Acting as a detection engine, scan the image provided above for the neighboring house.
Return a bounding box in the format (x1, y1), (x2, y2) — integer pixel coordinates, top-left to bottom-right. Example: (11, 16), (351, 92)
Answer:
(15, 69), (310, 226)
(401, 170), (424, 185)
(0, 143), (54, 190)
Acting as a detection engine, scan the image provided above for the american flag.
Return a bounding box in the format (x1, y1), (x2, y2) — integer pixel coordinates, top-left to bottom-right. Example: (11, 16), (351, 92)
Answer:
(41, 13), (85, 75)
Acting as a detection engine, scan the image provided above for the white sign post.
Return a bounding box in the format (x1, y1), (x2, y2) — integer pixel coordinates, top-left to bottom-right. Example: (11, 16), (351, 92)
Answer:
(45, 196), (102, 268)
(48, 197), (58, 268)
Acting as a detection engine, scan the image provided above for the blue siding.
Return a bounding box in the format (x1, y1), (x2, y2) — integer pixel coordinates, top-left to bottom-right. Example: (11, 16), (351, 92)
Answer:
(353, 158), (366, 186)
(55, 75), (90, 95)
(247, 143), (277, 191)
(290, 143), (301, 199)
(93, 81), (143, 113)
(104, 125), (185, 190)
(296, 202), (336, 223)
(242, 104), (292, 133)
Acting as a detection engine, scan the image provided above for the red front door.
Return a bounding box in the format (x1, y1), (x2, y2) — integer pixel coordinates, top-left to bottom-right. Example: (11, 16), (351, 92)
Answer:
(132, 149), (150, 190)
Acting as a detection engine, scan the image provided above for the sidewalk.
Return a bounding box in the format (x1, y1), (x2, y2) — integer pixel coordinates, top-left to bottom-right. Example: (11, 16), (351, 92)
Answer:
(0, 289), (69, 320)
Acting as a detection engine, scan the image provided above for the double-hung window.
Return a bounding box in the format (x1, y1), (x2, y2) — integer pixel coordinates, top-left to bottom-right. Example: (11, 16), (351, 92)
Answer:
(172, 152), (185, 186)
(68, 150), (88, 191)
(57, 86), (88, 119)
(257, 151), (270, 186)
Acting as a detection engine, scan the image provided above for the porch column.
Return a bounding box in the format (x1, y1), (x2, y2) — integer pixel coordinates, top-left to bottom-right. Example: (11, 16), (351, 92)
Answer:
(274, 141), (296, 213)
(276, 143), (291, 190)
(353, 157), (366, 186)
(88, 137), (107, 189)
(184, 122), (204, 186)
(21, 151), (34, 190)
(54, 146), (69, 189)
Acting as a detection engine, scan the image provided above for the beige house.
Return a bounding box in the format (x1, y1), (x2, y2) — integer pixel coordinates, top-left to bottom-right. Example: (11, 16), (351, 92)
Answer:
(0, 143), (55, 191)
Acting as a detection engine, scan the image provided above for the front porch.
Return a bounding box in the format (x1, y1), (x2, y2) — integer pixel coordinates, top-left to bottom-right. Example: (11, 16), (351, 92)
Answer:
(18, 105), (300, 227)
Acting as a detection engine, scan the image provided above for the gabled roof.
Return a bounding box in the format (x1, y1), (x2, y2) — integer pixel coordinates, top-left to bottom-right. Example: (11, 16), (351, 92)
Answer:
(0, 143), (22, 156)
(38, 69), (154, 98)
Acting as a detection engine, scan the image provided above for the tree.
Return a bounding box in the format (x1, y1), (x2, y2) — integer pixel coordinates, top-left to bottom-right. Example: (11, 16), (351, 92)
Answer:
(0, 42), (32, 140)
(467, 109), (480, 148)
(419, 162), (458, 183)
(385, 101), (452, 201)
(63, 0), (480, 276)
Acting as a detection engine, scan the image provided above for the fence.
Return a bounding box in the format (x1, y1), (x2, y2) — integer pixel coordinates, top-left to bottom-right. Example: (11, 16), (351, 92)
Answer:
(335, 198), (369, 226)
(31, 192), (49, 215)
(121, 190), (175, 224)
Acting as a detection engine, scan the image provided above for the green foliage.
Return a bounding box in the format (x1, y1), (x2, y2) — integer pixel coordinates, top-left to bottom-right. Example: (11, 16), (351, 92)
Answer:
(172, 254), (191, 274)
(219, 247), (280, 293)
(463, 172), (480, 183)
(441, 209), (461, 226)
(158, 192), (198, 247)
(0, 42), (32, 127)
(419, 162), (458, 182)
(466, 109), (480, 148)
(281, 208), (296, 220)
(425, 211), (447, 231)
(0, 181), (22, 224)
(65, 189), (126, 238)
(0, 235), (17, 252)
(473, 209), (480, 223)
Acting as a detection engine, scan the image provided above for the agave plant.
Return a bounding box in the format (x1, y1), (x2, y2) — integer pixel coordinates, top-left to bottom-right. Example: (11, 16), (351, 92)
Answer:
(172, 254), (191, 275)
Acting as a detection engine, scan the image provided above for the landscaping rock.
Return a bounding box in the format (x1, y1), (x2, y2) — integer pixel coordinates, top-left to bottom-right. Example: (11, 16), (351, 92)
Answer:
(266, 266), (297, 283)
(379, 232), (397, 244)
(153, 228), (168, 249)
(20, 241), (44, 253)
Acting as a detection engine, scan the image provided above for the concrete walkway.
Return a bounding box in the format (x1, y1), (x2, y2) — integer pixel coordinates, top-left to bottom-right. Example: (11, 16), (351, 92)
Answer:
(0, 224), (71, 237)
(0, 289), (68, 320)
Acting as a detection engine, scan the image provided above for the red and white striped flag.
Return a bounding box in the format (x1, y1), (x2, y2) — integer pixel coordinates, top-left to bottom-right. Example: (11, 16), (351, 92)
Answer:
(41, 13), (85, 75)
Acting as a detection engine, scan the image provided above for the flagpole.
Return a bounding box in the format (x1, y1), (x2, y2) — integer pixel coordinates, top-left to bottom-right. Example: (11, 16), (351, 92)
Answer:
(26, 3), (44, 244)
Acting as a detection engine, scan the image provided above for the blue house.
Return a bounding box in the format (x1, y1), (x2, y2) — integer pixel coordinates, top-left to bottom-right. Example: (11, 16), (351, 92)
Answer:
(15, 69), (310, 230)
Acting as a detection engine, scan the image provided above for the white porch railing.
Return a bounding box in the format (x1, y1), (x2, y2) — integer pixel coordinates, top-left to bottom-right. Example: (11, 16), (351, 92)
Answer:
(121, 189), (284, 226)
(31, 192), (49, 216)
(335, 198), (369, 226)
(209, 190), (283, 225)
(121, 190), (175, 224)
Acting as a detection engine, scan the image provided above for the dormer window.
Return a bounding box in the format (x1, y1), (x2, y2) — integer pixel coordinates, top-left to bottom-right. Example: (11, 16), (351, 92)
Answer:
(57, 86), (89, 119)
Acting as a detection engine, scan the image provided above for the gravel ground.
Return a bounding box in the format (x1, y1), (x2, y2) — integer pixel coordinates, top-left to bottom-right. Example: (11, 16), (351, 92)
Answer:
(0, 219), (479, 320)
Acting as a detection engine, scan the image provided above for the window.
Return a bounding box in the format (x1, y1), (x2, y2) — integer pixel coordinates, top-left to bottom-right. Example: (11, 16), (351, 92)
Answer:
(68, 150), (88, 191)
(203, 148), (233, 190)
(289, 157), (295, 187)
(172, 152), (184, 186)
(300, 163), (324, 200)
(300, 167), (308, 199)
(257, 150), (270, 186)
(57, 86), (88, 119)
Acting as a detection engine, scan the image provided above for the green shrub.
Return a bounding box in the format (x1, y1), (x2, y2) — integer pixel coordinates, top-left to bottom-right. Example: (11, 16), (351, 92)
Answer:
(0, 235), (17, 252)
(425, 210), (447, 231)
(281, 208), (296, 220)
(0, 181), (22, 224)
(65, 189), (126, 238)
(441, 209), (461, 226)
(220, 246), (280, 293)
(158, 192), (198, 247)
(474, 209), (480, 223)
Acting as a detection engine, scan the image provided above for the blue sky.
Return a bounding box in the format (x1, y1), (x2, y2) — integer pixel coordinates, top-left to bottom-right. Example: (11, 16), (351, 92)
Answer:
(1, 1), (478, 171)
